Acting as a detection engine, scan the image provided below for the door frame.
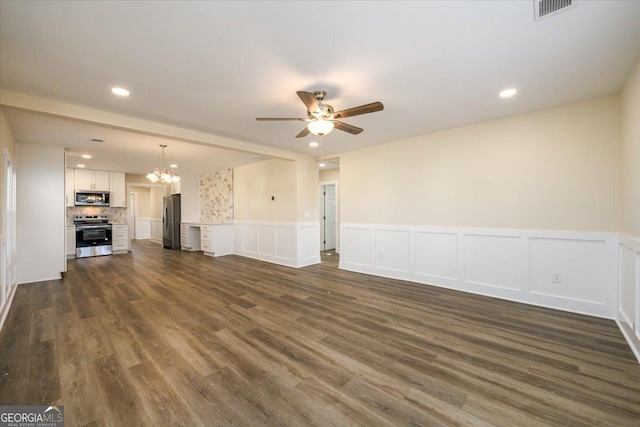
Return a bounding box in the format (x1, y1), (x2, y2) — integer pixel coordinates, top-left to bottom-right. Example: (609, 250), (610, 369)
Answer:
(128, 193), (137, 239)
(1, 148), (17, 331)
(125, 182), (167, 240)
(319, 180), (339, 254)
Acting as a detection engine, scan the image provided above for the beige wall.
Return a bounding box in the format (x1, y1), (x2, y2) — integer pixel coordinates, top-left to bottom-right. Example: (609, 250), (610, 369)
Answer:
(234, 159), (297, 222)
(296, 157), (319, 222)
(150, 187), (163, 219)
(0, 111), (16, 237)
(320, 168), (339, 182)
(125, 173), (152, 185)
(131, 186), (151, 218)
(234, 158), (319, 223)
(341, 95), (621, 231)
(621, 60), (640, 239)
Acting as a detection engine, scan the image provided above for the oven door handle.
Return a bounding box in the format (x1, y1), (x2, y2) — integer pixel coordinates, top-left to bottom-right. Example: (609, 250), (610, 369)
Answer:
(76, 225), (112, 230)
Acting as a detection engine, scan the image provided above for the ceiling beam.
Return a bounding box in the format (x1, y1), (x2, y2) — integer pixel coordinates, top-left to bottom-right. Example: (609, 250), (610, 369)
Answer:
(0, 90), (304, 161)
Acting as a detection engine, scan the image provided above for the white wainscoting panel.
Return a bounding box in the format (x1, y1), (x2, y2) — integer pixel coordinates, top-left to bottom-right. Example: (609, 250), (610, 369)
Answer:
(241, 224), (258, 254)
(258, 226), (276, 257)
(340, 224), (618, 319)
(530, 238), (607, 303)
(375, 229), (410, 273)
(234, 221), (320, 268)
(618, 234), (640, 362)
(341, 227), (372, 267)
(414, 232), (458, 281)
(150, 219), (162, 244)
(276, 226), (295, 261)
(464, 234), (521, 290)
(135, 218), (151, 239)
(298, 224), (320, 267)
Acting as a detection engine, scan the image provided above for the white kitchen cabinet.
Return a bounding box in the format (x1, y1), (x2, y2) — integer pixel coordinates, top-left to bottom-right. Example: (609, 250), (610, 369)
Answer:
(65, 167), (75, 207)
(200, 224), (233, 257)
(66, 226), (76, 258)
(74, 169), (110, 191)
(170, 181), (181, 195)
(110, 172), (126, 207)
(112, 224), (129, 254)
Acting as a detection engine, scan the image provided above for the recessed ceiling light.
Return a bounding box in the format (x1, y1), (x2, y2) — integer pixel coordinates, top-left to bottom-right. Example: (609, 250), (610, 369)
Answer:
(81, 154), (92, 159)
(499, 88), (517, 98)
(112, 87), (130, 97)
(319, 162), (326, 168)
(170, 164), (177, 168)
(309, 142), (319, 148)
(76, 164), (85, 168)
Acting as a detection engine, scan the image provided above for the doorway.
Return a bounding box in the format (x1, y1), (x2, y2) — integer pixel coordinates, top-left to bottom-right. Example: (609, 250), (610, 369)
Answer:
(320, 183), (337, 252)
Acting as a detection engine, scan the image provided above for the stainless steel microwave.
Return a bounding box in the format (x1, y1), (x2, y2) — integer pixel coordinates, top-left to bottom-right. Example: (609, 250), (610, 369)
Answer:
(75, 191), (110, 206)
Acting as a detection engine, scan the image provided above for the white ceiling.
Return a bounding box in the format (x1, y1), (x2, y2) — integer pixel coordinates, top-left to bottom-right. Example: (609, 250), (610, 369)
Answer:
(1, 109), (266, 176)
(1, 1), (640, 172)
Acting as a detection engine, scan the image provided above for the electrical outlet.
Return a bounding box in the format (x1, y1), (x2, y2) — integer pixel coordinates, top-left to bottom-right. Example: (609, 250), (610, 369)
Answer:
(552, 272), (562, 284)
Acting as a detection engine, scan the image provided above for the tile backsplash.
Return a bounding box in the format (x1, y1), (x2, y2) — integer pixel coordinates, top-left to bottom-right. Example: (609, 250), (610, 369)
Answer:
(66, 206), (128, 225)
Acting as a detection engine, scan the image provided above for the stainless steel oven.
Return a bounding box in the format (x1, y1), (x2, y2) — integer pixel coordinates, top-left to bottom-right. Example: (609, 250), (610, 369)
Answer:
(74, 215), (112, 258)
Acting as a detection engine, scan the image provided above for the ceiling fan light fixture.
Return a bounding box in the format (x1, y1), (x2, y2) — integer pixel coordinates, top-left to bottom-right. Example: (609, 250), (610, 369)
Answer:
(307, 119), (334, 136)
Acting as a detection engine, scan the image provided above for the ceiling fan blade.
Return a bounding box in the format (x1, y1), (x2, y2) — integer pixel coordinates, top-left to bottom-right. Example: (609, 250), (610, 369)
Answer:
(256, 118), (306, 121)
(295, 127), (310, 138)
(333, 120), (363, 135)
(297, 91), (319, 112)
(333, 102), (384, 119)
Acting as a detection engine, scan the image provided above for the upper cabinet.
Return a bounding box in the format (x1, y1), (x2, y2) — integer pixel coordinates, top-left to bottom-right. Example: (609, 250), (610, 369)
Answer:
(110, 172), (126, 207)
(170, 181), (181, 195)
(75, 169), (110, 191)
(69, 168), (126, 207)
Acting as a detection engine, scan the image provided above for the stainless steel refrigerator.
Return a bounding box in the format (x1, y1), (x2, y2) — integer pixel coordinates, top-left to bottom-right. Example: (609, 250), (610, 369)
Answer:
(163, 194), (181, 249)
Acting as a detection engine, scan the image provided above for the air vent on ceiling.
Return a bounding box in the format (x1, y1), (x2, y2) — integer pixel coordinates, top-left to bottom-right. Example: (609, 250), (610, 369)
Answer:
(534, 0), (575, 21)
(90, 138), (104, 143)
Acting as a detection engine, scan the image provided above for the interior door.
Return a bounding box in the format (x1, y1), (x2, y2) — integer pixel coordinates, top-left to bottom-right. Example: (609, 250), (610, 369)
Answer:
(322, 184), (336, 251)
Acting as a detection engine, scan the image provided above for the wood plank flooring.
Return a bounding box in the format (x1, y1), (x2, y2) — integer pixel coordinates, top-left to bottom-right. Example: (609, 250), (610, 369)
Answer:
(1, 240), (639, 426)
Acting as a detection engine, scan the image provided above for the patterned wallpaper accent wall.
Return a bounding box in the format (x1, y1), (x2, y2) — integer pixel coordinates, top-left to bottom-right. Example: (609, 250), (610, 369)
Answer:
(200, 169), (233, 223)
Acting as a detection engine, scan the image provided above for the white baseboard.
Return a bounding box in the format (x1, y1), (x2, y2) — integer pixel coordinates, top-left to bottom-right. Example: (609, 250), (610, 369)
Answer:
(340, 224), (617, 319)
(617, 318), (640, 363)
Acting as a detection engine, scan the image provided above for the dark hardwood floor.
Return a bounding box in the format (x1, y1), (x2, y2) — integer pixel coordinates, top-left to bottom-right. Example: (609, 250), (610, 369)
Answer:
(1, 240), (639, 426)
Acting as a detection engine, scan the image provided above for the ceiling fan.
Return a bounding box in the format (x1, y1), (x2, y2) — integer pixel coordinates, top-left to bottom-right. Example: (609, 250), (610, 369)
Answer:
(256, 91), (384, 138)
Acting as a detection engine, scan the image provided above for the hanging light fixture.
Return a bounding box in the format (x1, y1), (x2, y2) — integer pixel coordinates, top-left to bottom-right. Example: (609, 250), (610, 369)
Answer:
(307, 119), (334, 136)
(147, 144), (180, 183)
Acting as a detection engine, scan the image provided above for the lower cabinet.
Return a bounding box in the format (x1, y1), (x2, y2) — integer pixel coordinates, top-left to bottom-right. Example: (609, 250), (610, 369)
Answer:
(66, 226), (76, 258)
(112, 224), (130, 254)
(200, 224), (233, 257)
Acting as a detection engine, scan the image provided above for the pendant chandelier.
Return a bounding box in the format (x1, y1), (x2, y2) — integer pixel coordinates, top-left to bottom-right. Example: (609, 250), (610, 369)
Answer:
(147, 144), (180, 183)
